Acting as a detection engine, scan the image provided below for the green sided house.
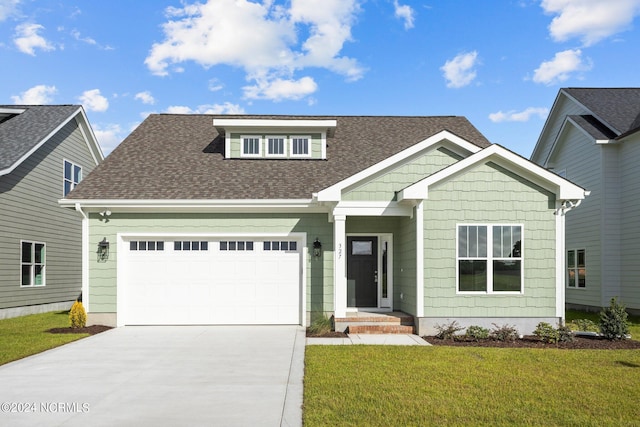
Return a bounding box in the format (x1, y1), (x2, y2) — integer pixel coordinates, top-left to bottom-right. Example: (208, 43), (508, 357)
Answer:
(60, 115), (587, 334)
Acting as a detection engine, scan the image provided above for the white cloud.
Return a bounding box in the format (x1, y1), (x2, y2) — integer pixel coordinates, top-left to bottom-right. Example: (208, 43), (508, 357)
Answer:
(440, 51), (479, 88)
(541, 0), (640, 46)
(144, 0), (363, 101)
(393, 1), (415, 29)
(92, 123), (124, 156)
(78, 89), (109, 112)
(208, 78), (224, 92)
(13, 22), (55, 55)
(134, 91), (156, 105)
(165, 103), (245, 114)
(489, 107), (549, 123)
(532, 49), (592, 85)
(0, 0), (21, 21)
(243, 76), (317, 101)
(11, 84), (57, 104)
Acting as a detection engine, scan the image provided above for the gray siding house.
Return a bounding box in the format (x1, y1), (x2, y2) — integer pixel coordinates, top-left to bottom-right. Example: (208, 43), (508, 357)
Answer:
(530, 88), (640, 313)
(62, 114), (586, 334)
(0, 105), (103, 319)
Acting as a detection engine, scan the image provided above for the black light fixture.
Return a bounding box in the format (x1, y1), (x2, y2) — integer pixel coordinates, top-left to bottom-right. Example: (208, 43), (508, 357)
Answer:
(313, 238), (322, 258)
(97, 238), (110, 262)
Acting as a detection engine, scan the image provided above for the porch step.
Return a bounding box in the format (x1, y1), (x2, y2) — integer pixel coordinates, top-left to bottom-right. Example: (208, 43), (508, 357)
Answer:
(334, 312), (415, 334)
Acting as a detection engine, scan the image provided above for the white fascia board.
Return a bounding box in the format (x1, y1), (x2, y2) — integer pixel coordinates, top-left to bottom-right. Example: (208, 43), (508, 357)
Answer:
(213, 118), (336, 131)
(76, 106), (105, 164)
(317, 130), (482, 202)
(0, 106), (87, 176)
(399, 144), (588, 202)
(59, 198), (326, 213)
(332, 201), (413, 217)
(530, 90), (564, 163)
(0, 107), (26, 114)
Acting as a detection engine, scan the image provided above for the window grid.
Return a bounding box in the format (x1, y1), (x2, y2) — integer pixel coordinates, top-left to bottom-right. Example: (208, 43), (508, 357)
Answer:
(263, 241), (297, 251)
(220, 241), (254, 251)
(241, 136), (262, 157)
(130, 241), (165, 251)
(174, 241), (208, 251)
(290, 136), (310, 157)
(21, 241), (45, 287)
(567, 249), (586, 288)
(63, 160), (82, 196)
(266, 136), (286, 157)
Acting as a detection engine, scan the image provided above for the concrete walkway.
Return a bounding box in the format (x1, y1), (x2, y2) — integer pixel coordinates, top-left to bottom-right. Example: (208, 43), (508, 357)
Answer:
(307, 334), (430, 345)
(0, 326), (304, 427)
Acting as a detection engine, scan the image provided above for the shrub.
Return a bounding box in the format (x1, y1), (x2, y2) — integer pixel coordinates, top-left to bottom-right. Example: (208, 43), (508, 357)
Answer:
(534, 322), (559, 343)
(569, 318), (599, 332)
(308, 314), (333, 336)
(490, 323), (519, 341)
(69, 301), (87, 329)
(600, 298), (630, 340)
(557, 323), (574, 343)
(465, 325), (490, 341)
(434, 321), (464, 339)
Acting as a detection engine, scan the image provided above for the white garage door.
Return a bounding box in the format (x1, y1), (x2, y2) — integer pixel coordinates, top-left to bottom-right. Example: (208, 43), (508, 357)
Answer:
(122, 238), (302, 325)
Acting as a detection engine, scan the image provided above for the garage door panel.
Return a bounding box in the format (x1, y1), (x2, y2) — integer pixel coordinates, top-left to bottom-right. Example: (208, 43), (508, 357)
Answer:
(124, 238), (301, 325)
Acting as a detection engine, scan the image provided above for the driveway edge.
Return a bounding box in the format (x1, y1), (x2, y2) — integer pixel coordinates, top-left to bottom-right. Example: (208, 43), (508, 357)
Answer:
(281, 326), (305, 427)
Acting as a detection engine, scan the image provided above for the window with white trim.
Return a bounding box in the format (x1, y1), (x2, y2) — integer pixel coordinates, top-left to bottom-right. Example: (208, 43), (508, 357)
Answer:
(21, 241), (45, 287)
(241, 136), (262, 157)
(290, 136), (310, 157)
(567, 249), (585, 288)
(220, 241), (254, 251)
(266, 136), (286, 157)
(63, 160), (82, 196)
(263, 241), (297, 251)
(174, 241), (209, 251)
(457, 225), (522, 293)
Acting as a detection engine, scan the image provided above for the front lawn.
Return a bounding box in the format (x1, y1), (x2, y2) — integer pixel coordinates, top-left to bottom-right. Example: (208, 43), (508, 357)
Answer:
(0, 311), (90, 365)
(304, 346), (640, 426)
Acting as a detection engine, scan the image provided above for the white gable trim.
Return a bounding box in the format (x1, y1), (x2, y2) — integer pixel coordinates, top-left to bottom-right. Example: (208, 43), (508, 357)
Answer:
(317, 130), (482, 202)
(399, 144), (587, 202)
(213, 118), (336, 131)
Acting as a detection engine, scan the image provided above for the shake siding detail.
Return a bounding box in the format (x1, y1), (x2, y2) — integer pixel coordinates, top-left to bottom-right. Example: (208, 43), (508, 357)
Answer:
(0, 119), (97, 309)
(550, 125), (602, 307)
(620, 135), (640, 309)
(422, 162), (557, 317)
(87, 213), (333, 315)
(343, 147), (460, 201)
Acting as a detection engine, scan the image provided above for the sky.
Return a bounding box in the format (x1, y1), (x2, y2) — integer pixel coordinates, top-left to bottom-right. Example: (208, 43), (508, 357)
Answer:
(1, 0), (639, 157)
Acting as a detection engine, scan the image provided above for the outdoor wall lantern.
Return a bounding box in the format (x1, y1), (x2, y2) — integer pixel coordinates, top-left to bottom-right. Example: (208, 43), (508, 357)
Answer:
(97, 237), (110, 262)
(313, 238), (322, 258)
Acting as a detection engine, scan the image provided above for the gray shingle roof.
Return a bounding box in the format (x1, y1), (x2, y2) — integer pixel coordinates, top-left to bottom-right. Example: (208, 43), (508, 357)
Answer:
(563, 88), (640, 136)
(67, 115), (491, 200)
(0, 105), (81, 172)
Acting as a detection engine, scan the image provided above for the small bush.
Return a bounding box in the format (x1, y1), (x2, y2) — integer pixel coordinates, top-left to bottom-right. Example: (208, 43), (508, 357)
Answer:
(69, 301), (87, 329)
(569, 318), (599, 332)
(434, 321), (464, 339)
(600, 298), (630, 340)
(534, 322), (559, 343)
(308, 314), (333, 335)
(490, 323), (519, 341)
(557, 323), (574, 343)
(465, 325), (490, 341)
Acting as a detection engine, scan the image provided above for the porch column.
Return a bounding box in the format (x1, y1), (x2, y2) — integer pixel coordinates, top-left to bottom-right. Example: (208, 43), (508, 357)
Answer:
(415, 201), (424, 317)
(333, 214), (347, 318)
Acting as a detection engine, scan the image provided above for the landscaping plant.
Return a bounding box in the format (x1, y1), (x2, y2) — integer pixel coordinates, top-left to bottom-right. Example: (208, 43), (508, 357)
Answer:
(69, 300), (87, 329)
(600, 297), (630, 340)
(490, 323), (519, 341)
(534, 322), (573, 344)
(308, 314), (333, 336)
(464, 325), (490, 341)
(434, 320), (464, 339)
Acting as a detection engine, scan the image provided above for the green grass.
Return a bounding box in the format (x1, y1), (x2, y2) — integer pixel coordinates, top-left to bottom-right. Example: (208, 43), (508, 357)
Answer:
(567, 309), (640, 339)
(304, 346), (640, 427)
(0, 311), (89, 366)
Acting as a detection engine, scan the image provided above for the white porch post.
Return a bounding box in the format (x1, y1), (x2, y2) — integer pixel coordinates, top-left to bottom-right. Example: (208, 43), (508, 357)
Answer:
(555, 203), (566, 321)
(415, 201), (424, 317)
(333, 214), (347, 318)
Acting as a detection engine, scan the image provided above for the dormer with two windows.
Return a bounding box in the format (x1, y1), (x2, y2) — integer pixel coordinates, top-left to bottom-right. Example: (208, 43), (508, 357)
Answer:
(213, 118), (336, 160)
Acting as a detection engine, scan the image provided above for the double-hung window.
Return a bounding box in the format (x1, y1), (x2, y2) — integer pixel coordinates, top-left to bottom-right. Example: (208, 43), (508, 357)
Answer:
(567, 249), (586, 288)
(241, 136), (262, 157)
(266, 136), (286, 157)
(290, 136), (310, 157)
(63, 160), (82, 196)
(21, 241), (45, 287)
(457, 225), (522, 293)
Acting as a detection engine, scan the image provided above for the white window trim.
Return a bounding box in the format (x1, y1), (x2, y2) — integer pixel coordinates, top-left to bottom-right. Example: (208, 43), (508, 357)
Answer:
(265, 135), (287, 158)
(566, 248), (586, 289)
(290, 135), (312, 158)
(63, 159), (82, 196)
(456, 223), (524, 294)
(240, 135), (263, 158)
(20, 240), (46, 287)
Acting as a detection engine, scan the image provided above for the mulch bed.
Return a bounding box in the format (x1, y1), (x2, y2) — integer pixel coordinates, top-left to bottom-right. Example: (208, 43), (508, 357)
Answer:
(424, 335), (640, 350)
(48, 325), (113, 335)
(306, 330), (348, 338)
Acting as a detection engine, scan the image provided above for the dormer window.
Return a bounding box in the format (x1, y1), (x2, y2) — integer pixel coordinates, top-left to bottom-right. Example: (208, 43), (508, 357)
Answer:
(291, 136), (311, 158)
(267, 136), (286, 157)
(241, 136), (262, 157)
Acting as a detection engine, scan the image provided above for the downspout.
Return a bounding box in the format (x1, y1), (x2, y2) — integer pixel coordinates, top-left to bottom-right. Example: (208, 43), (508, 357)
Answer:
(75, 203), (90, 316)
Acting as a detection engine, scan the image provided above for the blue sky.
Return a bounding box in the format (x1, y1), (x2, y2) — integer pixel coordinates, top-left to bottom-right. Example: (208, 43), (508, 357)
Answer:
(1, 0), (639, 156)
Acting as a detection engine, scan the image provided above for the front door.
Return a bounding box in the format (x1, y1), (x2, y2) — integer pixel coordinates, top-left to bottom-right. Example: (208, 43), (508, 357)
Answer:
(347, 236), (378, 307)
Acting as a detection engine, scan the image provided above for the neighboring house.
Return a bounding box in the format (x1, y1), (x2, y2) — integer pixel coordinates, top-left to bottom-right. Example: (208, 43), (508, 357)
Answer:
(61, 114), (586, 334)
(0, 105), (103, 319)
(531, 88), (640, 314)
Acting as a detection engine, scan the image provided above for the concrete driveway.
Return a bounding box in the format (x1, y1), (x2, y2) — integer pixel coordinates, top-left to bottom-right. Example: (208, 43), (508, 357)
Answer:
(0, 326), (304, 427)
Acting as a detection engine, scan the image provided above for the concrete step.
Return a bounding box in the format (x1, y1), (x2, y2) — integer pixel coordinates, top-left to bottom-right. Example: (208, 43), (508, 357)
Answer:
(334, 312), (415, 334)
(348, 324), (415, 334)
